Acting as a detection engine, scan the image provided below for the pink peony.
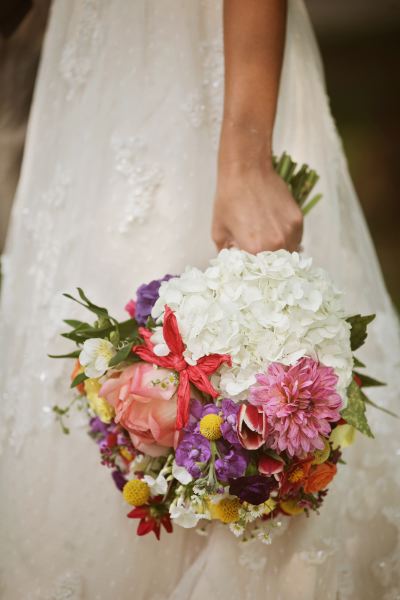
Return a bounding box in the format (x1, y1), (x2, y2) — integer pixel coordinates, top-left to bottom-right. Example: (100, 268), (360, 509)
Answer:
(249, 357), (343, 457)
(99, 363), (179, 457)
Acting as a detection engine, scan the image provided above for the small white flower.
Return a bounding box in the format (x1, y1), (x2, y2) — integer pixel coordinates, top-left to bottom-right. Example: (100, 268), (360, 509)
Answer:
(129, 454), (151, 474)
(169, 501), (203, 529)
(172, 461), (193, 485)
(143, 473), (168, 496)
(79, 338), (116, 378)
(256, 528), (272, 545)
(229, 522), (245, 537)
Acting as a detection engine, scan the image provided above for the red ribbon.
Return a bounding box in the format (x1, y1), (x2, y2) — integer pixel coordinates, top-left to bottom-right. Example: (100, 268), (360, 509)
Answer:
(132, 306), (231, 430)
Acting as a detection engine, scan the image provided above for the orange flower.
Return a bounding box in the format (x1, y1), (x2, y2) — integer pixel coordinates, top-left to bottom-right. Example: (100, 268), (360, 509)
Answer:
(71, 360), (85, 394)
(304, 462), (337, 494)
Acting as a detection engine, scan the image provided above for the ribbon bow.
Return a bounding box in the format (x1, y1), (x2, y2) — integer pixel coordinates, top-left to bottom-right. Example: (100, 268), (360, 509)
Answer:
(132, 306), (231, 430)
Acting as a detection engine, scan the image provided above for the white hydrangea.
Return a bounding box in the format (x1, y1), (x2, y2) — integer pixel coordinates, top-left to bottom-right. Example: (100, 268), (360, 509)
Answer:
(152, 249), (353, 406)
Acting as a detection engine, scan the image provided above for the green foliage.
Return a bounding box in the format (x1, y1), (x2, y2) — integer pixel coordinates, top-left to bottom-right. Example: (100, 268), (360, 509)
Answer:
(108, 342), (142, 367)
(352, 356), (366, 368)
(48, 349), (81, 359)
(71, 371), (88, 389)
(341, 380), (374, 438)
(273, 152), (322, 214)
(346, 314), (375, 351)
(361, 389), (398, 419)
(353, 371), (385, 388)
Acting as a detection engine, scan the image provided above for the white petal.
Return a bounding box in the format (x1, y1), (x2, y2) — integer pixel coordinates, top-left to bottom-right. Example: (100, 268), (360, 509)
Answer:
(172, 462), (193, 485)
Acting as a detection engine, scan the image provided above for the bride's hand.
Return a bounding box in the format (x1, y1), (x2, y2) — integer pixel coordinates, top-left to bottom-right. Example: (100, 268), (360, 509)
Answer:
(212, 160), (303, 254)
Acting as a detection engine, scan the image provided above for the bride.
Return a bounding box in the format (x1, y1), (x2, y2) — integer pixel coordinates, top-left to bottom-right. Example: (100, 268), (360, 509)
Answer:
(0, 1), (399, 598)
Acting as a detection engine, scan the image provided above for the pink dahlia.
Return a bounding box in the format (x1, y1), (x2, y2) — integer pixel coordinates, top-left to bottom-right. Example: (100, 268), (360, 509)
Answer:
(249, 357), (343, 457)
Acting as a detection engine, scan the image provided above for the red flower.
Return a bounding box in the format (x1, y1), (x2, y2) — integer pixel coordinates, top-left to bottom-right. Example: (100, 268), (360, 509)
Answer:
(258, 454), (285, 476)
(237, 404), (267, 450)
(127, 502), (173, 540)
(279, 459), (313, 496)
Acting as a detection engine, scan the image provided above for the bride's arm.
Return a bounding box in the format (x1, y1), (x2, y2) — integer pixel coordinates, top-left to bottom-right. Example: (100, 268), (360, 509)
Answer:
(212, 0), (303, 253)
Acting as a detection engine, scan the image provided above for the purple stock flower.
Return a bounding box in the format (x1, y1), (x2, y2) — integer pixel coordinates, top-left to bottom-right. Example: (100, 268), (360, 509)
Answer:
(215, 446), (248, 482)
(220, 398), (240, 445)
(175, 433), (211, 478)
(112, 470), (127, 491)
(186, 398), (240, 445)
(89, 417), (109, 436)
(135, 274), (174, 325)
(229, 475), (278, 505)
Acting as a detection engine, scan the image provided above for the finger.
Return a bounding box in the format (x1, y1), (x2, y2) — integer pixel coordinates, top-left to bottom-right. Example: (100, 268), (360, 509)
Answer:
(212, 222), (233, 252)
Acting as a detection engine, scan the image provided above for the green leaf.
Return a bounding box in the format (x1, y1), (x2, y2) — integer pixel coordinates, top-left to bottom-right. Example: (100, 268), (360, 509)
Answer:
(108, 343), (135, 367)
(361, 390), (398, 419)
(48, 350), (81, 359)
(63, 289), (111, 321)
(273, 151), (322, 213)
(63, 319), (88, 328)
(353, 356), (366, 369)
(346, 314), (375, 351)
(118, 319), (139, 339)
(77, 288), (110, 318)
(353, 371), (386, 388)
(71, 371), (88, 388)
(302, 193), (323, 216)
(341, 380), (374, 438)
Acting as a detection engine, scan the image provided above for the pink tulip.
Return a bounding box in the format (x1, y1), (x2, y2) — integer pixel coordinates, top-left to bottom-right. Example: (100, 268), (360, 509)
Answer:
(237, 404), (267, 450)
(100, 362), (179, 457)
(258, 454), (285, 476)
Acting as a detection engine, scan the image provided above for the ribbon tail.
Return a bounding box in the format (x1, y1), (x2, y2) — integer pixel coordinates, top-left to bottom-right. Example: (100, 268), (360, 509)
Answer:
(196, 353), (232, 374)
(188, 366), (219, 399)
(132, 345), (172, 369)
(162, 306), (186, 356)
(176, 369), (190, 430)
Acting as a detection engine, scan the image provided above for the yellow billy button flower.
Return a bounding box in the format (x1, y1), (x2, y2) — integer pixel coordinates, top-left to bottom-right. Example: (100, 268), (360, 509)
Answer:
(312, 438), (331, 465)
(199, 414), (223, 441)
(84, 378), (115, 424)
(122, 479), (150, 506)
(209, 498), (241, 523)
(280, 499), (305, 516)
(329, 424), (356, 450)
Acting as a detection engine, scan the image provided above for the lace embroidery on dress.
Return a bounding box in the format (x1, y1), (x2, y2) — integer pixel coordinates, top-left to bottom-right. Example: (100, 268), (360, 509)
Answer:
(111, 134), (163, 232)
(24, 166), (71, 309)
(181, 38), (224, 147)
(45, 571), (82, 600)
(59, 0), (102, 101)
(0, 166), (73, 454)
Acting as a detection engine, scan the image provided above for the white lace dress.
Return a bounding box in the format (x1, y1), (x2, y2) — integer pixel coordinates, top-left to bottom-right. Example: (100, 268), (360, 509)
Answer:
(0, 1), (399, 599)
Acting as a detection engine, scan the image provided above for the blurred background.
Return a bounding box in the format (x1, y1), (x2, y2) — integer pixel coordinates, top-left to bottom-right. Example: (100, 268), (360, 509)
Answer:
(0, 0), (399, 305)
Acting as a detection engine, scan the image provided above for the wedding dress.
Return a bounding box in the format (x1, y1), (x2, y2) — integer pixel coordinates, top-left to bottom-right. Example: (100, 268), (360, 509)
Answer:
(0, 1), (399, 598)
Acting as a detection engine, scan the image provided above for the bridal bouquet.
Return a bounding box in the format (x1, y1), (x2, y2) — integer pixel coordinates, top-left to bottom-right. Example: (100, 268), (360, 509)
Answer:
(52, 156), (385, 542)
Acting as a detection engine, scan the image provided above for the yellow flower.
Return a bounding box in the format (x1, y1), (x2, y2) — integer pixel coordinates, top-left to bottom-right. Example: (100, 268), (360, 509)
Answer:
(280, 499), (304, 516)
(209, 497), (241, 523)
(288, 466), (306, 484)
(329, 424), (356, 450)
(84, 378), (115, 424)
(122, 479), (150, 506)
(312, 438), (331, 465)
(120, 447), (134, 462)
(199, 414), (223, 441)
